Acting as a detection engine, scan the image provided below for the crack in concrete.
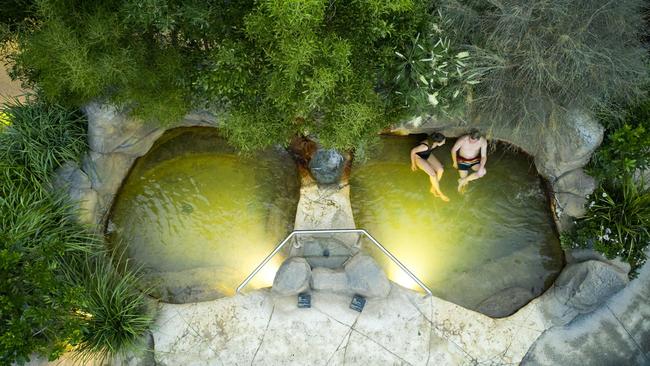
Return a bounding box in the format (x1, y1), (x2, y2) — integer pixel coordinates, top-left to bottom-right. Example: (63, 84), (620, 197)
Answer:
(250, 304), (275, 366)
(405, 295), (475, 363)
(498, 305), (537, 364)
(341, 331), (352, 366)
(605, 304), (650, 364)
(311, 305), (362, 366)
(326, 328), (353, 366)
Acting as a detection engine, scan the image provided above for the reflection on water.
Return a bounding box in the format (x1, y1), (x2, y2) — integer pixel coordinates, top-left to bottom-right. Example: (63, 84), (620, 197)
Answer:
(109, 128), (299, 302)
(351, 135), (563, 312)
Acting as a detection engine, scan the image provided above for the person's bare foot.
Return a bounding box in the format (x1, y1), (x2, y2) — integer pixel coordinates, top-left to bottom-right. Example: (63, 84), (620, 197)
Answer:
(457, 178), (468, 194)
(430, 186), (450, 202)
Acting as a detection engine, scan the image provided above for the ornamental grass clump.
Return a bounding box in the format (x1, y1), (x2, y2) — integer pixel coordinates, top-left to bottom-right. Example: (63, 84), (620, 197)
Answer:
(0, 97), (87, 180)
(65, 252), (155, 363)
(0, 178), (96, 364)
(440, 0), (648, 130)
(0, 98), (155, 365)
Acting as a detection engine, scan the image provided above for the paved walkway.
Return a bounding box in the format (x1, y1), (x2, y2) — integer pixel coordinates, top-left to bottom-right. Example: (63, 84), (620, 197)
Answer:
(152, 256), (649, 366)
(153, 286), (553, 365)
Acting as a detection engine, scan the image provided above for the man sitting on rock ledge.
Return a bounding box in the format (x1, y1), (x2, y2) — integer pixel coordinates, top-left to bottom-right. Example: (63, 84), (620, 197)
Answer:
(451, 129), (488, 193)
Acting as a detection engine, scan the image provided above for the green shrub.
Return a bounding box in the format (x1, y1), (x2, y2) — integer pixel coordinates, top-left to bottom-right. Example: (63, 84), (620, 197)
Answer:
(65, 252), (155, 362)
(561, 177), (650, 275)
(0, 178), (94, 364)
(197, 0), (432, 152)
(440, 0), (648, 129)
(0, 97), (87, 180)
(0, 98), (155, 364)
(387, 11), (479, 118)
(6, 0), (196, 124)
(589, 96), (650, 181)
(588, 123), (650, 181)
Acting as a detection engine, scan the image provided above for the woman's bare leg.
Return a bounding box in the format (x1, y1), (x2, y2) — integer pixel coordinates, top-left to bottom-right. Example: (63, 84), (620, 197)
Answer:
(415, 157), (449, 202)
(427, 155), (444, 181)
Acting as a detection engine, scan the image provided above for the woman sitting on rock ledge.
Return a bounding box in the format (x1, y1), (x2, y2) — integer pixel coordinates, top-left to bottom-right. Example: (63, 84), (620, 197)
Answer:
(410, 132), (449, 202)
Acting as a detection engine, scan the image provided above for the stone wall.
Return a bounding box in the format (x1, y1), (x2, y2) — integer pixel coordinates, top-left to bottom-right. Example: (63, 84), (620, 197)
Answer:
(54, 103), (218, 229)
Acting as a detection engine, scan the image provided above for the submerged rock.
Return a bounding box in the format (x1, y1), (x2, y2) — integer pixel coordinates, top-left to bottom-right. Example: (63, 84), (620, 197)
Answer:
(272, 257), (311, 296)
(476, 287), (534, 318)
(52, 161), (99, 225)
(309, 148), (345, 185)
(345, 254), (391, 298)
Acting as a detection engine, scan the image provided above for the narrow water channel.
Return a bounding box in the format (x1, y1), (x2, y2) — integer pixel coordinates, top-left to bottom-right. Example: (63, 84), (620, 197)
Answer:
(350, 135), (563, 315)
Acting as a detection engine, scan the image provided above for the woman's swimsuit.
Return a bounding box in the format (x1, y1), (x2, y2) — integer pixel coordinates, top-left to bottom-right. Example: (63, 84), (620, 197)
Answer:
(457, 154), (481, 170)
(415, 141), (435, 160)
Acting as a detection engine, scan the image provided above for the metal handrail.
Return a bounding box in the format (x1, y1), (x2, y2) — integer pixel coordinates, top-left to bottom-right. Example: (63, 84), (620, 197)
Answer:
(236, 228), (433, 296)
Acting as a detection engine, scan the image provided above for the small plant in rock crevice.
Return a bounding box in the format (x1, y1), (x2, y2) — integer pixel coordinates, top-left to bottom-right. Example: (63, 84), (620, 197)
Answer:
(562, 174), (650, 277)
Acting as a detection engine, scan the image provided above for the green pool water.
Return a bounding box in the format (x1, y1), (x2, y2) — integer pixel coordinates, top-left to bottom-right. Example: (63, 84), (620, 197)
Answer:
(108, 128), (299, 303)
(351, 135), (563, 313)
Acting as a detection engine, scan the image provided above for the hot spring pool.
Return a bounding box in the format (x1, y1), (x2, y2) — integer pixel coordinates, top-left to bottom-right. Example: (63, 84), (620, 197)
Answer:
(350, 135), (563, 315)
(108, 128), (299, 303)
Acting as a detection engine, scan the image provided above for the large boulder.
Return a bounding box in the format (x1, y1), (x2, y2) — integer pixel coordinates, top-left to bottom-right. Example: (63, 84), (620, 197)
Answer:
(535, 110), (604, 179)
(540, 260), (628, 325)
(82, 151), (135, 222)
(52, 162), (99, 225)
(344, 254), (391, 298)
(310, 267), (349, 293)
(308, 148), (345, 185)
(554, 192), (589, 218)
(82, 151), (134, 195)
(552, 168), (597, 222)
(553, 169), (596, 197)
(84, 103), (164, 157)
(272, 257), (312, 296)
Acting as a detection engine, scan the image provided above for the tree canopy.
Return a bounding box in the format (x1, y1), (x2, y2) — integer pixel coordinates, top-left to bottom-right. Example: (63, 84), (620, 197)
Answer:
(2, 0), (476, 152)
(1, 0), (647, 150)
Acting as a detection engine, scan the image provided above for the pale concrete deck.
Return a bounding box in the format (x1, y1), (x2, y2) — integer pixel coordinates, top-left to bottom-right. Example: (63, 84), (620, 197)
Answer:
(151, 255), (649, 366)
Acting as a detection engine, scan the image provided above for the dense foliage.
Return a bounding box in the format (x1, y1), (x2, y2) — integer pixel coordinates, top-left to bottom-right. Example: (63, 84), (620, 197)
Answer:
(562, 178), (650, 275)
(562, 98), (650, 276)
(0, 98), (87, 180)
(440, 0), (648, 129)
(0, 173), (91, 364)
(0, 99), (153, 364)
(2, 0), (475, 152)
(66, 252), (154, 362)
(589, 99), (650, 182)
(387, 11), (479, 118)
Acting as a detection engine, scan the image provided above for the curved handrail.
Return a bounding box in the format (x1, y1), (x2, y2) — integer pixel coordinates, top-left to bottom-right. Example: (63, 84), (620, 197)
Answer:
(236, 228), (433, 296)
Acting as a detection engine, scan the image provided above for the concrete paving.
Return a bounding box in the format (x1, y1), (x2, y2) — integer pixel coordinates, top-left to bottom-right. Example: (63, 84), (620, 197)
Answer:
(150, 255), (649, 366)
